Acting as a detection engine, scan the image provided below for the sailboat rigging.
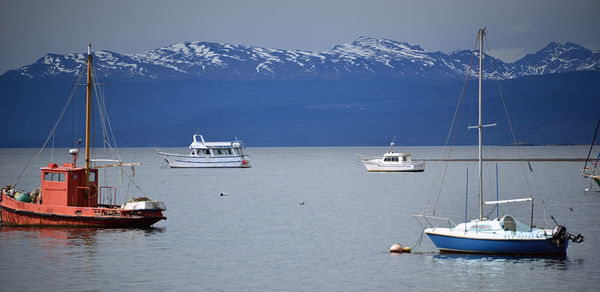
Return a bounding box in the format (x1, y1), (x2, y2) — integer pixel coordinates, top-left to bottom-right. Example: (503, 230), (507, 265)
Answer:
(582, 119), (600, 190)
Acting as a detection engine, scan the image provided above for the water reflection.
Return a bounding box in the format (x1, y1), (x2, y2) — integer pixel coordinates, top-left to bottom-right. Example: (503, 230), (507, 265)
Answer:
(430, 253), (574, 271)
(0, 226), (165, 249)
(0, 226), (167, 291)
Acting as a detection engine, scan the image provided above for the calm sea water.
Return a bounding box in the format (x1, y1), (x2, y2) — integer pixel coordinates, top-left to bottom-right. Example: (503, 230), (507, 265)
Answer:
(1, 146), (599, 291)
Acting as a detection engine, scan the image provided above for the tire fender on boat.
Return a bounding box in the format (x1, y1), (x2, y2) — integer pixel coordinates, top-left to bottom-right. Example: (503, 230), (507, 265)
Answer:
(89, 184), (97, 199)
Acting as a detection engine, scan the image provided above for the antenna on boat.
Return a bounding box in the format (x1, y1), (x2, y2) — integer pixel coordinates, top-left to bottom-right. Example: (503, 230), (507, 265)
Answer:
(387, 136), (396, 153)
(69, 138), (82, 167)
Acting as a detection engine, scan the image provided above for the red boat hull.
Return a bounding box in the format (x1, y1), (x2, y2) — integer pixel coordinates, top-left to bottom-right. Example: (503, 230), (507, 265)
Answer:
(1, 193), (165, 228)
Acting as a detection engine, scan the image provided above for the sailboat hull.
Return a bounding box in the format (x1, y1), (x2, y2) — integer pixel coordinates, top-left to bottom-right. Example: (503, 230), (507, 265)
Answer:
(426, 233), (568, 255)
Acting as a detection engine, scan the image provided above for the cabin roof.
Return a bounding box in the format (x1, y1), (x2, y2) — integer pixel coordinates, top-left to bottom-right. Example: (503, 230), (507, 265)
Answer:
(383, 152), (409, 157)
(40, 163), (85, 172)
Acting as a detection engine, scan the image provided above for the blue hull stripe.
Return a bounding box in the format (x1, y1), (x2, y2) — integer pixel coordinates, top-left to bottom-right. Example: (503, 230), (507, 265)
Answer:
(426, 233), (568, 255)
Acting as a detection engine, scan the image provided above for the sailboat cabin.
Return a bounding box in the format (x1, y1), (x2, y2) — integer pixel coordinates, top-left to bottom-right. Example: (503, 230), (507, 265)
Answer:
(40, 163), (98, 207)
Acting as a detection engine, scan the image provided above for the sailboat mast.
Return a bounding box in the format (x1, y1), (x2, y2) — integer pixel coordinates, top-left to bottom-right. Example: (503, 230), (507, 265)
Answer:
(478, 28), (485, 220)
(85, 43), (92, 171)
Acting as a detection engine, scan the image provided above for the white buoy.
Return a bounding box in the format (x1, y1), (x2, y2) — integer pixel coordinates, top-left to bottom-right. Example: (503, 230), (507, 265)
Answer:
(390, 243), (402, 252)
(390, 243), (411, 253)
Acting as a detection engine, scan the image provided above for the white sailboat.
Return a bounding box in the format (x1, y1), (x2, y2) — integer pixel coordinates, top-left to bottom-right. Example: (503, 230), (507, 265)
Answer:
(414, 28), (583, 255)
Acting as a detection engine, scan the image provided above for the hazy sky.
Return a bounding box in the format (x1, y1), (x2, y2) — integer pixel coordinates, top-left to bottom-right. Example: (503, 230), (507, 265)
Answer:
(1, 0), (599, 74)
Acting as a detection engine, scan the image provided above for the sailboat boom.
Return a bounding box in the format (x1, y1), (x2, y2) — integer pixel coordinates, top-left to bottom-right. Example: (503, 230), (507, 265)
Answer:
(483, 198), (532, 205)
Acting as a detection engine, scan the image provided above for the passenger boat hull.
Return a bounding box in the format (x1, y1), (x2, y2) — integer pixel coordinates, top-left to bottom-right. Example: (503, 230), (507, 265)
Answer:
(1, 193), (165, 228)
(160, 152), (250, 168)
(425, 232), (568, 255)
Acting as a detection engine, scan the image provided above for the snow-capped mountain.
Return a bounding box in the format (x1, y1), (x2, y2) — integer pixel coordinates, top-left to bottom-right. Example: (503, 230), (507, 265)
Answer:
(2, 37), (599, 148)
(512, 42), (600, 75)
(4, 37), (600, 81)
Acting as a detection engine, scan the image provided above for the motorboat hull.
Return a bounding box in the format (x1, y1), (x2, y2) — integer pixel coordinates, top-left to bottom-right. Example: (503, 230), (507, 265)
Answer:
(425, 231), (568, 255)
(361, 160), (424, 172)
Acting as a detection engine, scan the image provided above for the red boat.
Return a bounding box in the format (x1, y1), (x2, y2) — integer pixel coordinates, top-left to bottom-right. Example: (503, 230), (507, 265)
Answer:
(0, 44), (166, 227)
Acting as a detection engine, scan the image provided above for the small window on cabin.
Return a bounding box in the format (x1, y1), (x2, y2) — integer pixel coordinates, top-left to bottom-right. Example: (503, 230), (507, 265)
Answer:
(89, 172), (96, 182)
(204, 149), (210, 155)
(470, 224), (492, 231)
(44, 172), (65, 182)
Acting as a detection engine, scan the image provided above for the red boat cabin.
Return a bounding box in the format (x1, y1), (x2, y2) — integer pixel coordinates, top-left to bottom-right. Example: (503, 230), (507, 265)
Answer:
(40, 163), (98, 207)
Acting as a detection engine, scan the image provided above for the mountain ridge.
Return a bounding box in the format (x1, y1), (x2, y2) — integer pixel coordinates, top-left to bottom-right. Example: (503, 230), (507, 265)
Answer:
(3, 37), (599, 82)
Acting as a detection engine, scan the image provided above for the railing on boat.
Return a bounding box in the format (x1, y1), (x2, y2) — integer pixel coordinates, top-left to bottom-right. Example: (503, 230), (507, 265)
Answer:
(99, 186), (117, 206)
(412, 214), (457, 229)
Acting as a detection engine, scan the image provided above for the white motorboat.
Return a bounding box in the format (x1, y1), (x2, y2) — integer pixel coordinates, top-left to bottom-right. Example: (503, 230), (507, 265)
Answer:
(359, 142), (425, 172)
(158, 134), (250, 168)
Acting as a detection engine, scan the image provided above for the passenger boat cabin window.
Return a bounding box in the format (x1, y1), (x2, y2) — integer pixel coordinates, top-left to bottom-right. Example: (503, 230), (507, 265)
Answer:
(193, 149), (210, 155)
(44, 172), (65, 182)
(384, 156), (399, 162)
(215, 149), (232, 155)
(89, 172), (96, 182)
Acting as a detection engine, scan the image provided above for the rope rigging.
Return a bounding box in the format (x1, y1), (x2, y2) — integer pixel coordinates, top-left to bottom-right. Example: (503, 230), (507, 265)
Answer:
(14, 65), (86, 188)
(13, 54), (147, 200)
(423, 33), (478, 216)
(90, 65), (146, 198)
(423, 29), (554, 223)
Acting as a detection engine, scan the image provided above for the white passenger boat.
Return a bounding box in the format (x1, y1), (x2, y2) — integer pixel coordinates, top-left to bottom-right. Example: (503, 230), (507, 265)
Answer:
(158, 134), (250, 168)
(359, 143), (425, 172)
